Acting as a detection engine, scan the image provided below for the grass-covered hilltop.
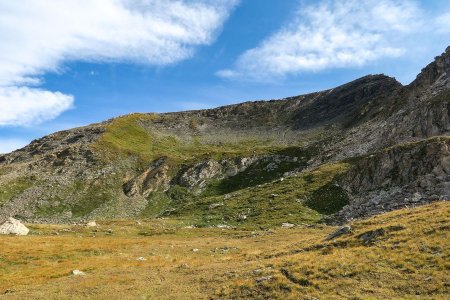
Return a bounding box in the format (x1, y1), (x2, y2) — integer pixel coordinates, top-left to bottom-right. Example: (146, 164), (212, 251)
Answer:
(0, 47), (449, 299)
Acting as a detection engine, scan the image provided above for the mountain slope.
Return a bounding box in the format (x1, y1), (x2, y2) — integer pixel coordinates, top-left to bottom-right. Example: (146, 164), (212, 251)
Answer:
(0, 46), (449, 225)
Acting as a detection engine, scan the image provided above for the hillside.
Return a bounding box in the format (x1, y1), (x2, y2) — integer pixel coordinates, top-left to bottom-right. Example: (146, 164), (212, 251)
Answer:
(0, 46), (449, 227)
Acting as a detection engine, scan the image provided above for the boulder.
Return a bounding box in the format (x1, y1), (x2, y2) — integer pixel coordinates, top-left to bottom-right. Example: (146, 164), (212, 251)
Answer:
(357, 228), (386, 244)
(0, 217), (29, 235)
(72, 270), (86, 276)
(325, 225), (351, 240)
(85, 220), (97, 227)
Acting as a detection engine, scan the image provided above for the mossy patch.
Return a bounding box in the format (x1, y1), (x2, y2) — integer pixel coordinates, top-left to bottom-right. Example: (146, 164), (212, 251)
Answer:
(93, 114), (306, 168)
(93, 114), (158, 163)
(70, 181), (115, 217)
(140, 192), (173, 218)
(0, 177), (34, 205)
(35, 196), (70, 217)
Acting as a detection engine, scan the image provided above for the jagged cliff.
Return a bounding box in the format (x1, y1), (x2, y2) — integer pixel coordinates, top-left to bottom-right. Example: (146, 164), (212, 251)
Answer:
(0, 46), (449, 226)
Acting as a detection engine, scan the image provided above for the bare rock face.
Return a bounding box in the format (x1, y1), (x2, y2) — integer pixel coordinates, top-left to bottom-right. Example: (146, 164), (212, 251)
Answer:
(0, 217), (29, 235)
(329, 137), (450, 224)
(123, 157), (171, 197)
(175, 159), (223, 192)
(172, 155), (293, 193)
(409, 46), (450, 93)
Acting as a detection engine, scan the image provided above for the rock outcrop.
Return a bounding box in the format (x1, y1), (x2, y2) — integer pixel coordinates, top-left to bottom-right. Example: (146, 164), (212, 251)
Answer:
(328, 137), (450, 224)
(123, 157), (171, 197)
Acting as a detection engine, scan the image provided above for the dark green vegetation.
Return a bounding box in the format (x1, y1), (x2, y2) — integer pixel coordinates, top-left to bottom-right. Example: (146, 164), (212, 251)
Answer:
(35, 179), (119, 218)
(304, 182), (350, 214)
(166, 163), (350, 228)
(203, 146), (318, 196)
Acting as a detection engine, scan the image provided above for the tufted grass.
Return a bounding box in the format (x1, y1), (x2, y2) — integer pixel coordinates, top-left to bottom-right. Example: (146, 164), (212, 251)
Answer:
(0, 202), (448, 299)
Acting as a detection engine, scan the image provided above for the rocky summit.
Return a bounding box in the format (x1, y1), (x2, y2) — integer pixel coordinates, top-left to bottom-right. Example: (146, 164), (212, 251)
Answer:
(0, 46), (449, 227)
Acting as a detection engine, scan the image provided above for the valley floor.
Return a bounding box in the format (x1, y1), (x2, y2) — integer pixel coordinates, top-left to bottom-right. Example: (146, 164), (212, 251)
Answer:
(0, 202), (449, 299)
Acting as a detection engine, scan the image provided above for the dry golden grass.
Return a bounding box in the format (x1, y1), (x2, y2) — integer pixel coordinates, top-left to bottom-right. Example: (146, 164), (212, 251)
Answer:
(0, 202), (449, 299)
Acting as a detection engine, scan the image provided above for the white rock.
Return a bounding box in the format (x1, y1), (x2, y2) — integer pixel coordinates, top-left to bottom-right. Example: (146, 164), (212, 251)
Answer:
(216, 224), (231, 229)
(72, 269), (86, 276)
(281, 222), (295, 228)
(136, 257), (147, 261)
(192, 248), (200, 252)
(411, 192), (422, 202)
(0, 217), (29, 235)
(85, 221), (97, 227)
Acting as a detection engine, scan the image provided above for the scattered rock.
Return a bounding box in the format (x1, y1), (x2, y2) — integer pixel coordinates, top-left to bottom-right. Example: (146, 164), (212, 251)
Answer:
(211, 246), (240, 254)
(237, 214), (247, 221)
(191, 248), (199, 252)
(208, 203), (223, 209)
(0, 217), (29, 235)
(358, 228), (385, 244)
(281, 223), (295, 228)
(72, 269), (86, 276)
(411, 192), (422, 202)
(387, 225), (406, 232)
(252, 269), (263, 275)
(255, 276), (273, 284)
(136, 257), (147, 261)
(325, 225), (351, 240)
(177, 263), (190, 269)
(3, 289), (14, 294)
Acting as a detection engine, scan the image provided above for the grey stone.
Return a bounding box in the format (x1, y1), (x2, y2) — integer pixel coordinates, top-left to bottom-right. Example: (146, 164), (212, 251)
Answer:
(325, 225), (351, 240)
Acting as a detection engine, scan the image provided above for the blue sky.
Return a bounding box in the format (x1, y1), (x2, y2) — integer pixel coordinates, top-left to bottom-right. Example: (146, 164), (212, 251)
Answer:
(0, 0), (449, 153)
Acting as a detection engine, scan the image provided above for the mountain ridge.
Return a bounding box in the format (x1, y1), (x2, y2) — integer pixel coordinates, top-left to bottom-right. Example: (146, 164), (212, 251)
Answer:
(0, 46), (449, 226)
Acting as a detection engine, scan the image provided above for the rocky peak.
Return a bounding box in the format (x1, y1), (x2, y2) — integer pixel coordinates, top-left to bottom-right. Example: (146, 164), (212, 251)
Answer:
(409, 46), (450, 92)
(294, 74), (402, 129)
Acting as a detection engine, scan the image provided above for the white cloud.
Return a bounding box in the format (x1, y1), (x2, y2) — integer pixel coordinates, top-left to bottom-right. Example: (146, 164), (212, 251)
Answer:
(218, 0), (424, 81)
(0, 0), (238, 126)
(0, 138), (29, 154)
(0, 87), (74, 127)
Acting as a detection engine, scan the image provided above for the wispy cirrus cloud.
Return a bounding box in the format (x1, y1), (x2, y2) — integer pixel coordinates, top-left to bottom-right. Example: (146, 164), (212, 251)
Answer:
(0, 0), (238, 127)
(217, 0), (430, 81)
